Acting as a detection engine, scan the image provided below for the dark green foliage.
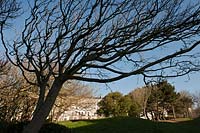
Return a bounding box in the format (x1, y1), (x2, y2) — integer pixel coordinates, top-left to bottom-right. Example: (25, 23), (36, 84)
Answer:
(128, 102), (142, 117)
(97, 92), (124, 117)
(118, 95), (132, 116)
(98, 80), (193, 120)
(97, 92), (141, 117)
(146, 80), (180, 120)
(158, 81), (178, 105)
(147, 81), (177, 109)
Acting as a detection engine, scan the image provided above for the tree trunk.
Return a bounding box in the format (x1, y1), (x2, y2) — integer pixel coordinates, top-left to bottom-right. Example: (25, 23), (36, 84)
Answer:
(22, 79), (63, 133)
(145, 111), (150, 120)
(186, 108), (189, 118)
(32, 85), (46, 117)
(162, 106), (165, 120)
(150, 111), (154, 120)
(143, 107), (147, 119)
(156, 101), (160, 121)
(172, 105), (176, 119)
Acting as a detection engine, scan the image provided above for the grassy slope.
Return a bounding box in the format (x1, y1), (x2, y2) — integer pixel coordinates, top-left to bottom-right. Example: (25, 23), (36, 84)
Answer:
(60, 117), (200, 133)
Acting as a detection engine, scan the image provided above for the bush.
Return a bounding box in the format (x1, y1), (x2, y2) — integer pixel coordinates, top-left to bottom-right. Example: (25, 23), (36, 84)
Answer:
(0, 121), (28, 133)
(39, 123), (70, 133)
(0, 121), (70, 133)
(6, 121), (28, 133)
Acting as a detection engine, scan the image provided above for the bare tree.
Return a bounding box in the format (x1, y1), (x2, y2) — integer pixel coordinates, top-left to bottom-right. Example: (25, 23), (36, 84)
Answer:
(0, 63), (37, 122)
(193, 91), (200, 109)
(0, 0), (20, 28)
(0, 57), (8, 75)
(1, 0), (200, 132)
(175, 91), (193, 118)
(193, 91), (200, 118)
(129, 86), (152, 119)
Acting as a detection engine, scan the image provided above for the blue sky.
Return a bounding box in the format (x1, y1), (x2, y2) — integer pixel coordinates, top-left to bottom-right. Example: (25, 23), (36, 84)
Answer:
(93, 71), (200, 97)
(1, 0), (200, 97)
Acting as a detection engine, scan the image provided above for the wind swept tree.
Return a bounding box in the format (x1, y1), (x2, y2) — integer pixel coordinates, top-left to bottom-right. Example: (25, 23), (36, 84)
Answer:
(1, 0), (200, 132)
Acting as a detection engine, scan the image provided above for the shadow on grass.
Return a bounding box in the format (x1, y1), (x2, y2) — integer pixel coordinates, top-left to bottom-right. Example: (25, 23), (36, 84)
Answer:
(62, 117), (162, 133)
(1, 117), (199, 133)
(61, 117), (200, 133)
(0, 122), (70, 133)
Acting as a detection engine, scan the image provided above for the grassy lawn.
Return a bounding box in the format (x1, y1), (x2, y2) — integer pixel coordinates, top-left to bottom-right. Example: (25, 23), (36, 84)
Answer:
(59, 117), (200, 133)
(0, 117), (199, 132)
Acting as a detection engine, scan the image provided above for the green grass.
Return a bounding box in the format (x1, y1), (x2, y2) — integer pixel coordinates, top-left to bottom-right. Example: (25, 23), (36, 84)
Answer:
(0, 117), (199, 133)
(59, 117), (200, 133)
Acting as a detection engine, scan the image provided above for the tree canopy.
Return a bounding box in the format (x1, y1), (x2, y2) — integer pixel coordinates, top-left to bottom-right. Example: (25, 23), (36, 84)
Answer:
(97, 92), (140, 117)
(146, 81), (179, 120)
(1, 0), (200, 132)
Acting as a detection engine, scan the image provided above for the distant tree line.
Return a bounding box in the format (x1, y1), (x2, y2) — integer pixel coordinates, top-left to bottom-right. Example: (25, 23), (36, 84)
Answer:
(97, 80), (197, 120)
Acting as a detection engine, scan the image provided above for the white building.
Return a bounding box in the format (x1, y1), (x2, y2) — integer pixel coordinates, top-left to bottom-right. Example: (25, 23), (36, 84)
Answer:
(57, 97), (101, 121)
